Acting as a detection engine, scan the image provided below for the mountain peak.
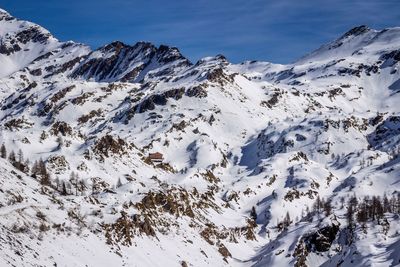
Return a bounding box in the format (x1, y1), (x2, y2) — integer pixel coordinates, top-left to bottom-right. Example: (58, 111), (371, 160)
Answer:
(72, 40), (191, 82)
(102, 40), (128, 50)
(0, 8), (10, 16)
(340, 25), (371, 39)
(0, 8), (13, 21)
(295, 25), (393, 63)
(195, 54), (228, 67)
(0, 9), (60, 77)
(156, 44), (190, 65)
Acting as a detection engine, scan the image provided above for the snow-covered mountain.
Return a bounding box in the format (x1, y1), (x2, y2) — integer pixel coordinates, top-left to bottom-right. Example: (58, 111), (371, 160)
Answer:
(0, 7), (400, 267)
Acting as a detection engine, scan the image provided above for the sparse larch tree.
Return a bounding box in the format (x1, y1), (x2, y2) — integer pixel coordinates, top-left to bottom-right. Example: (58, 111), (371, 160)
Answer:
(38, 159), (51, 186)
(61, 181), (68, 196)
(8, 150), (16, 164)
(0, 143), (6, 159)
(324, 200), (332, 216)
(250, 206), (257, 221)
(116, 178), (123, 188)
(78, 179), (87, 195)
(69, 171), (78, 195)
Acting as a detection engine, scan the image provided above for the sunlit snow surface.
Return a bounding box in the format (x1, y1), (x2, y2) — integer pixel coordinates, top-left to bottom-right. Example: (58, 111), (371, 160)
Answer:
(0, 8), (400, 267)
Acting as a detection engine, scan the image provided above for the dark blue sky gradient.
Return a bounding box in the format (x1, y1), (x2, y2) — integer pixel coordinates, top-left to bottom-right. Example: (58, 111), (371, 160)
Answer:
(1, 0), (399, 63)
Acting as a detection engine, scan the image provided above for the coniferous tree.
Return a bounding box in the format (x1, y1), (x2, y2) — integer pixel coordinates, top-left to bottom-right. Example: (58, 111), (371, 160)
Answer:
(250, 206), (257, 221)
(0, 143), (6, 159)
(38, 159), (50, 186)
(8, 150), (16, 164)
(69, 172), (78, 195)
(349, 195), (358, 207)
(31, 160), (39, 178)
(61, 181), (68, 196)
(356, 198), (368, 225)
(15, 149), (24, 171)
(78, 179), (87, 195)
(283, 212), (291, 230)
(56, 136), (63, 150)
(397, 194), (400, 214)
(346, 202), (355, 229)
(75, 173), (81, 195)
(116, 178), (123, 188)
(390, 195), (397, 214)
(17, 149), (23, 164)
(374, 196), (384, 223)
(383, 194), (391, 213)
(91, 178), (99, 195)
(23, 159), (30, 173)
(324, 200), (332, 216)
(66, 182), (72, 195)
(340, 197), (345, 209)
(313, 195), (323, 213)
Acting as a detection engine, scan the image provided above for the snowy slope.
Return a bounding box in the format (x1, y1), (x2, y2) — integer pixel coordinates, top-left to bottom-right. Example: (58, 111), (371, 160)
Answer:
(0, 8), (400, 267)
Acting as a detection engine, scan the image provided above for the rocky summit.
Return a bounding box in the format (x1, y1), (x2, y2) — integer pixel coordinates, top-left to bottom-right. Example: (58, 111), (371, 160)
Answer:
(0, 8), (400, 267)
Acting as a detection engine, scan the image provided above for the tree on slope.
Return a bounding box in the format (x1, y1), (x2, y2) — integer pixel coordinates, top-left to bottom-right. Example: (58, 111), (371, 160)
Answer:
(38, 159), (51, 186)
(0, 143), (6, 159)
(8, 150), (16, 164)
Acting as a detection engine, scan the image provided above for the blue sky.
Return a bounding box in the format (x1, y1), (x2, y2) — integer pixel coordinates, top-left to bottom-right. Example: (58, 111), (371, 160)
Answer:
(1, 0), (400, 63)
